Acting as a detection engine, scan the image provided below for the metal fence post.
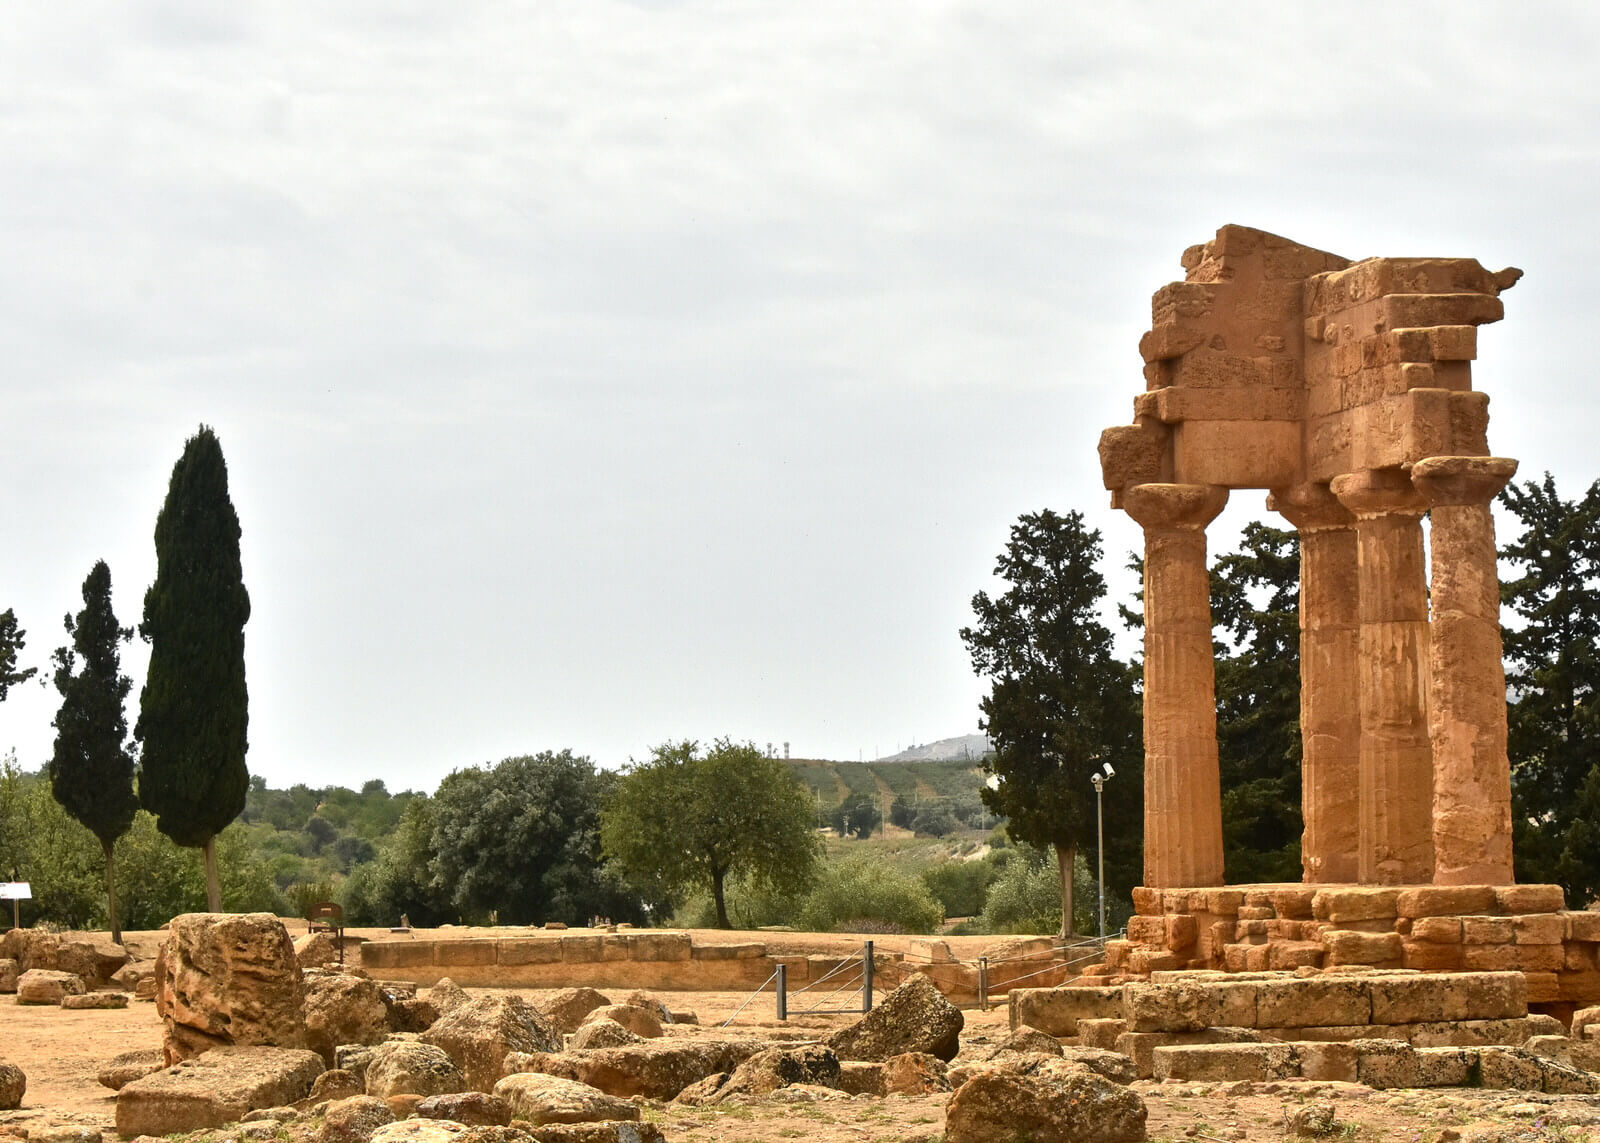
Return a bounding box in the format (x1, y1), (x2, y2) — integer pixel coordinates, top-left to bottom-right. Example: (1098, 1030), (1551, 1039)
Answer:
(862, 941), (874, 1012)
(776, 963), (787, 1021)
(978, 957), (989, 1011)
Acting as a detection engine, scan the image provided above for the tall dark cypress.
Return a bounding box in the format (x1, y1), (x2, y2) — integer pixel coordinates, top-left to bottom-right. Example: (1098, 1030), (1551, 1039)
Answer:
(136, 426), (251, 912)
(50, 561), (140, 942)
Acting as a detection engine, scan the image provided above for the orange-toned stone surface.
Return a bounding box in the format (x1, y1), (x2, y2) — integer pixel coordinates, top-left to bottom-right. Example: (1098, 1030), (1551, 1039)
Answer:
(1099, 225), (1524, 890)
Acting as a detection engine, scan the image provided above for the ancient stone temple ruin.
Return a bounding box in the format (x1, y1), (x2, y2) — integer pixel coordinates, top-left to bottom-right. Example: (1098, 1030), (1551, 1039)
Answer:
(1094, 227), (1600, 1004)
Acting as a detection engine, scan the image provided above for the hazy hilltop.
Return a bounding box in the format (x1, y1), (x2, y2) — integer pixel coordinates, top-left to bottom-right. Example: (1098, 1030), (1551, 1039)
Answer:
(876, 734), (992, 763)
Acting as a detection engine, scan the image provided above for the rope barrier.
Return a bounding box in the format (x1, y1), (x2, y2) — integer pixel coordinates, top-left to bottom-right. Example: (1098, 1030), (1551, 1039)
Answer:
(717, 967), (779, 1028)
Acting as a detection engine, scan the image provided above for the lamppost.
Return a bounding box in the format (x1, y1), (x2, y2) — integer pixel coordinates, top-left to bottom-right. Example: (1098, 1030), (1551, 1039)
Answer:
(1089, 762), (1115, 942)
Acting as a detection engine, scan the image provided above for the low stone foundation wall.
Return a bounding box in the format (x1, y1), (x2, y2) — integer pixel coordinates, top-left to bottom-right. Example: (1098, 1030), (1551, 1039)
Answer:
(1106, 883), (1600, 1007)
(357, 931), (1082, 1002)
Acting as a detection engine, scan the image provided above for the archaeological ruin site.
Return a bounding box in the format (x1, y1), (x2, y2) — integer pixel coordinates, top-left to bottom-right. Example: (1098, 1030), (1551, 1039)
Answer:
(4, 224), (1600, 1143)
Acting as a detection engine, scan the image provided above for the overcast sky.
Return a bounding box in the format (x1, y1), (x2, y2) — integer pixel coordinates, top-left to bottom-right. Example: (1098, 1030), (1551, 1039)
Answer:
(3, 2), (1597, 792)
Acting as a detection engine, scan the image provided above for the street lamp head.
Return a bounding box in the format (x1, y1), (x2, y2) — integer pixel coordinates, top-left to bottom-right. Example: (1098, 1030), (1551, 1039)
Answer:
(1102, 763), (1115, 779)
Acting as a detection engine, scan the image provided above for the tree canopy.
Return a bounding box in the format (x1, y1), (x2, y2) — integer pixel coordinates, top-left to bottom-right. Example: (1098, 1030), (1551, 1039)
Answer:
(136, 425), (252, 911)
(1501, 473), (1600, 906)
(602, 738), (821, 928)
(1210, 522), (1303, 883)
(1, 609), (38, 701)
(49, 561), (141, 941)
(960, 508), (1142, 936)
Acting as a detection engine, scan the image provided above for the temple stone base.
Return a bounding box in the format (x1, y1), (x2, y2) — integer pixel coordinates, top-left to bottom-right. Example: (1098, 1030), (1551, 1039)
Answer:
(1091, 883), (1600, 1010)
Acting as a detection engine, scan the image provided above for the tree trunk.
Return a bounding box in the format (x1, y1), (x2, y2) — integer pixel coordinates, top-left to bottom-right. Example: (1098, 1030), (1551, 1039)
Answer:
(203, 835), (222, 912)
(1057, 842), (1077, 939)
(712, 869), (731, 929)
(103, 837), (122, 945)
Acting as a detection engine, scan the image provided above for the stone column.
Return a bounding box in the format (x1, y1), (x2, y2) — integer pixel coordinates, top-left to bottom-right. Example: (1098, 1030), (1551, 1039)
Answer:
(1123, 482), (1229, 889)
(1268, 484), (1360, 884)
(1330, 469), (1434, 884)
(1412, 455), (1519, 886)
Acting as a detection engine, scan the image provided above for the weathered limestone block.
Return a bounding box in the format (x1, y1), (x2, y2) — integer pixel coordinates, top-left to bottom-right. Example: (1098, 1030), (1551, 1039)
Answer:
(318, 1095), (395, 1143)
(364, 1042), (465, 1099)
(16, 969), (87, 1005)
(540, 988), (611, 1035)
(308, 1068), (364, 1103)
(569, 1019), (642, 1051)
(62, 990), (129, 1009)
(496, 939), (562, 966)
(581, 1004), (662, 1040)
(1313, 888), (1398, 923)
(420, 993), (560, 1091)
(1368, 971), (1526, 1024)
(98, 1049), (166, 1091)
(625, 933), (690, 962)
(1123, 980), (1257, 1032)
(114, 1046), (324, 1136)
(1321, 930), (1403, 966)
(826, 974), (963, 1062)
(57, 937), (128, 986)
(0, 1062), (24, 1110)
(158, 913), (307, 1063)
(303, 971), (390, 1065)
(1497, 885), (1566, 913)
(492, 1073), (640, 1125)
(413, 1091), (513, 1126)
(1253, 977), (1370, 1028)
(1396, 886), (1497, 918)
(0, 957), (17, 993)
(508, 1040), (760, 1101)
(943, 1057), (1148, 1143)
(1152, 1043), (1300, 1082)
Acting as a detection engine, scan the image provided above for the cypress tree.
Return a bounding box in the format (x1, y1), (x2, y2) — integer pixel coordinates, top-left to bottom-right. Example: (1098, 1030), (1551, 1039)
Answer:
(136, 426), (252, 911)
(50, 561), (140, 942)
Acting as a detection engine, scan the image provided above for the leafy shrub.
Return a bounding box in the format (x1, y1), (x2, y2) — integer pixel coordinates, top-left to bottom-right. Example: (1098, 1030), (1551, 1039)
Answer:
(920, 858), (995, 918)
(912, 806), (959, 837)
(796, 855), (944, 934)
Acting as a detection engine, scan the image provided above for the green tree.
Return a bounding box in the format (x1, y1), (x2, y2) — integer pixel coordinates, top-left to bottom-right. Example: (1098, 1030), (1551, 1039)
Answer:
(49, 561), (141, 942)
(1, 609), (39, 700)
(960, 509), (1143, 937)
(136, 425), (252, 912)
(1500, 473), (1600, 906)
(831, 792), (881, 839)
(341, 797), (453, 927)
(602, 738), (822, 929)
(1210, 523), (1304, 882)
(427, 751), (647, 925)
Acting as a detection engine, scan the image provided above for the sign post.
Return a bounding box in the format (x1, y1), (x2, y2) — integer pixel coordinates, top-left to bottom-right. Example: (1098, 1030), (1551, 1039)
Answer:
(0, 882), (32, 930)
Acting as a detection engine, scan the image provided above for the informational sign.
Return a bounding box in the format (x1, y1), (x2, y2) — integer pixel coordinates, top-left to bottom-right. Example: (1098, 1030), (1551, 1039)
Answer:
(0, 882), (30, 900)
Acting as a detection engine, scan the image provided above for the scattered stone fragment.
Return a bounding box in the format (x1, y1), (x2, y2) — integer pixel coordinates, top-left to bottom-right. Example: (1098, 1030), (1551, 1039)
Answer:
(569, 1020), (642, 1052)
(114, 1046), (325, 1136)
(428, 979), (470, 1017)
(61, 991), (129, 1009)
(16, 969), (86, 1005)
(319, 1095), (396, 1143)
(716, 1044), (841, 1099)
(364, 1042), (466, 1099)
(882, 1051), (950, 1095)
(308, 1068), (365, 1103)
(304, 971), (391, 1065)
(0, 1062), (25, 1110)
(26, 1128), (99, 1143)
(369, 1120), (472, 1143)
(158, 913), (308, 1062)
(519, 1124), (665, 1143)
(944, 1058), (1147, 1143)
(835, 1061), (885, 1096)
(97, 1048), (166, 1091)
(422, 994), (562, 1091)
(295, 931), (343, 970)
(414, 1091), (514, 1126)
(1287, 1100), (1341, 1137)
(536, 989), (608, 1036)
(581, 1005), (661, 1040)
(618, 992), (673, 1025)
(492, 1073), (640, 1125)
(826, 974), (964, 1062)
(0, 958), (18, 993)
(507, 1040), (759, 1101)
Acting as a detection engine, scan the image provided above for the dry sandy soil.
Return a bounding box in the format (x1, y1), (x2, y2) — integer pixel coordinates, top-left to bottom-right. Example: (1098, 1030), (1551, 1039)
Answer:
(5, 928), (1600, 1142)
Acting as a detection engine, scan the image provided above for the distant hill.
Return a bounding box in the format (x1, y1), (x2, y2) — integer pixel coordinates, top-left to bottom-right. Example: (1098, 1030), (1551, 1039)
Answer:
(781, 755), (987, 812)
(875, 734), (992, 763)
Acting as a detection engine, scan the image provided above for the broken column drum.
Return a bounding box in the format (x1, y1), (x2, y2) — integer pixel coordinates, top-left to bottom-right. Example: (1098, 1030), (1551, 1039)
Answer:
(1097, 224), (1522, 889)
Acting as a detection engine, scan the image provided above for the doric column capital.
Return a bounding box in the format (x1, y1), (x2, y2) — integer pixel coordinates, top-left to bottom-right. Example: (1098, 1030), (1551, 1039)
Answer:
(1123, 483), (1228, 532)
(1268, 483), (1353, 532)
(1411, 456), (1519, 507)
(1330, 469), (1428, 519)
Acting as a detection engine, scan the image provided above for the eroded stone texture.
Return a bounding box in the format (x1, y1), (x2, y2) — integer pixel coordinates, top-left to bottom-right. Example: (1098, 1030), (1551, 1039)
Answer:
(157, 913), (307, 1063)
(1123, 482), (1228, 889)
(1098, 225), (1524, 890)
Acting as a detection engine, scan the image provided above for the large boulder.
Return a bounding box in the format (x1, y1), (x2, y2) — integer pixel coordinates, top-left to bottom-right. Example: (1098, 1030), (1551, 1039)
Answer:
(429, 978), (470, 1016)
(98, 1049), (166, 1092)
(303, 971), (390, 1065)
(157, 913), (307, 1063)
(16, 969), (86, 1005)
(114, 1046), (325, 1137)
(882, 1051), (950, 1095)
(825, 974), (964, 1062)
(294, 931), (343, 970)
(2, 928), (60, 971)
(492, 1073), (640, 1125)
(364, 1042), (466, 1099)
(714, 1045), (841, 1099)
(0, 1062), (24, 1110)
(541, 988), (610, 1035)
(506, 1040), (761, 1101)
(0, 957), (18, 993)
(421, 993), (560, 1091)
(62, 991), (130, 1010)
(944, 1058), (1148, 1143)
(57, 937), (128, 986)
(318, 1095), (395, 1143)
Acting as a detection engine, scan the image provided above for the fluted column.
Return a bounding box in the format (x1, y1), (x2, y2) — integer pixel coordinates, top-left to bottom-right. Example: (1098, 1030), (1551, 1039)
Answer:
(1412, 455), (1519, 886)
(1124, 482), (1229, 889)
(1268, 483), (1360, 884)
(1331, 469), (1434, 884)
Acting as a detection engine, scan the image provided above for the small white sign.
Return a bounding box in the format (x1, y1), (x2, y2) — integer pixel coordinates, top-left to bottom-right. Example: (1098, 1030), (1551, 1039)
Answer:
(0, 882), (32, 900)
